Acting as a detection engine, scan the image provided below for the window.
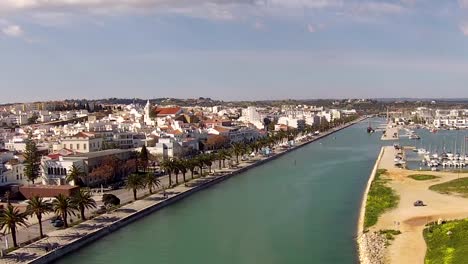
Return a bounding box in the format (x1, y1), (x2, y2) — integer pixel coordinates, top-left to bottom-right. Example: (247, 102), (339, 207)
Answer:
(77, 144), (80, 150)
(84, 144), (87, 150)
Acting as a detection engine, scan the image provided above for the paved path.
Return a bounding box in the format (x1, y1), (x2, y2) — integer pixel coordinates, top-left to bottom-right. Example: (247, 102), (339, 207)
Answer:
(381, 125), (399, 141)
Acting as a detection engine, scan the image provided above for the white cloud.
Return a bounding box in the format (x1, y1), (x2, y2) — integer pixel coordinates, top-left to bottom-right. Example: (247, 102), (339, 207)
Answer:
(460, 22), (468, 36)
(0, 0), (411, 24)
(261, 0), (343, 9)
(307, 23), (316, 32)
(459, 0), (468, 8)
(254, 20), (265, 30)
(2, 24), (23, 37)
(353, 2), (405, 15)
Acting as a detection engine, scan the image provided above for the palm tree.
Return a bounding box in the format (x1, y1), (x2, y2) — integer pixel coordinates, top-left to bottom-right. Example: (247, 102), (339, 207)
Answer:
(126, 174), (145, 201)
(172, 159), (180, 185)
(71, 189), (97, 221)
(160, 159), (174, 187)
(204, 153), (214, 173)
(66, 164), (84, 186)
(186, 158), (197, 179)
(217, 149), (231, 168)
(144, 173), (161, 194)
(0, 205), (28, 248)
(195, 156), (205, 176)
(26, 196), (52, 238)
(231, 143), (245, 164)
(52, 194), (77, 228)
(178, 160), (188, 183)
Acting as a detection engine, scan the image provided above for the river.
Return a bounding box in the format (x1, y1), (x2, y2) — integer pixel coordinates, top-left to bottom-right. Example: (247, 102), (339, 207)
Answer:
(56, 119), (384, 264)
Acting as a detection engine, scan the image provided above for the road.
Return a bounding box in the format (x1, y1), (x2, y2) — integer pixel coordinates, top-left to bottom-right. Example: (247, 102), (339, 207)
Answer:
(1, 167), (214, 250)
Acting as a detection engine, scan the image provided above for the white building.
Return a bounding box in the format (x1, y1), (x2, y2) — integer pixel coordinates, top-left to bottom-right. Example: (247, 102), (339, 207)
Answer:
(143, 100), (155, 126)
(61, 132), (103, 153)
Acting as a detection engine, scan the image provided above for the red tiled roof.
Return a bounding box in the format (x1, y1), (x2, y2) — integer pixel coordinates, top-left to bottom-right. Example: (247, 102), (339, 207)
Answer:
(172, 130), (183, 135)
(47, 153), (62, 160)
(154, 107), (181, 116)
(213, 126), (233, 133)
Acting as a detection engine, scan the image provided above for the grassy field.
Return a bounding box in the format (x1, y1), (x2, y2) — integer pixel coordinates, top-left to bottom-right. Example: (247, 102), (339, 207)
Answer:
(429, 177), (468, 197)
(408, 174), (440, 181)
(424, 219), (468, 264)
(364, 169), (400, 229)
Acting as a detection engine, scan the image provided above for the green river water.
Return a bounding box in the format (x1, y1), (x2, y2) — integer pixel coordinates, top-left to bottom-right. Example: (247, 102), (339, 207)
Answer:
(57, 119), (385, 264)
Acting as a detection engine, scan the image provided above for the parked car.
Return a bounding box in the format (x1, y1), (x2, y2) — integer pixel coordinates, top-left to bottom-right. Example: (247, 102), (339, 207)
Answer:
(414, 200), (425, 206)
(50, 215), (62, 224)
(52, 219), (64, 227)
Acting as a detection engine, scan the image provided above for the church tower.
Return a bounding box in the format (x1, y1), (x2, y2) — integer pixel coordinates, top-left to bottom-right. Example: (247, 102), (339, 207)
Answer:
(144, 100), (153, 126)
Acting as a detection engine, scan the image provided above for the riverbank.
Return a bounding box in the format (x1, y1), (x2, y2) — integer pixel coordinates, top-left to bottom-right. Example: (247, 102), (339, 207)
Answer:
(357, 147), (386, 264)
(358, 145), (468, 264)
(4, 116), (367, 264)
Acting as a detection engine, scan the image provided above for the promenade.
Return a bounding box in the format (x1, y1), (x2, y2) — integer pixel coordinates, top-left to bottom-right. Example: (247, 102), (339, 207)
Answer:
(381, 125), (399, 141)
(1, 117), (366, 264)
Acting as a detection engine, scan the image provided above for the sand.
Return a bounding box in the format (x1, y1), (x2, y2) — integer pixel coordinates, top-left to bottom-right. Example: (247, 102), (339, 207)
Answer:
(369, 146), (468, 264)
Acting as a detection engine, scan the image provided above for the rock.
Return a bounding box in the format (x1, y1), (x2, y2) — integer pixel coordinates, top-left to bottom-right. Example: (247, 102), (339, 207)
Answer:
(358, 231), (388, 264)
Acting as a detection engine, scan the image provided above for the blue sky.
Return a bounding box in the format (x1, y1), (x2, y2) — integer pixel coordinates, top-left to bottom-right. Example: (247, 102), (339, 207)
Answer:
(1, 0), (468, 103)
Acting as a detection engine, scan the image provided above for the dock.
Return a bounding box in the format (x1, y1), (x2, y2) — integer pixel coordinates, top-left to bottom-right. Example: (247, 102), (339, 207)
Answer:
(381, 125), (399, 141)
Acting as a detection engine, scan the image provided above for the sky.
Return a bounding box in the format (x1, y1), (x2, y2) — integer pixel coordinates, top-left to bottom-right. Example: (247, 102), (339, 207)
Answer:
(1, 0), (468, 103)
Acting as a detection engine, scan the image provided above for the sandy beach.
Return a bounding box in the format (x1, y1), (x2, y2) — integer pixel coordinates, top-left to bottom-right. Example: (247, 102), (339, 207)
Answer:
(359, 145), (468, 264)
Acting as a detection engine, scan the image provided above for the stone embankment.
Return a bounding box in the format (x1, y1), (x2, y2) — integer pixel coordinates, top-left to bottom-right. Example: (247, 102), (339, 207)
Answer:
(356, 146), (386, 264)
(357, 232), (387, 264)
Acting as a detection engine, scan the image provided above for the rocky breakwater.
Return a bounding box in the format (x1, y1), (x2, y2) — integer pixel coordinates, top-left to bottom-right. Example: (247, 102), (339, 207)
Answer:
(358, 231), (387, 264)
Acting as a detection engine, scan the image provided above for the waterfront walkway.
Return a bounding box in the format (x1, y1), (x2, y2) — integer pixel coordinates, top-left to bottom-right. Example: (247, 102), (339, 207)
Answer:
(381, 125), (399, 141)
(1, 118), (365, 264)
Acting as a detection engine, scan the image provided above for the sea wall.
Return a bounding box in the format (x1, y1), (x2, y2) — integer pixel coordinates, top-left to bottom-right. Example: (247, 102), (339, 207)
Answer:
(356, 146), (386, 264)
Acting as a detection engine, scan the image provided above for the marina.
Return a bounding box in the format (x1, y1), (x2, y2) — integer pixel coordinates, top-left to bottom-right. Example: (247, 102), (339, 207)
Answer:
(388, 126), (468, 172)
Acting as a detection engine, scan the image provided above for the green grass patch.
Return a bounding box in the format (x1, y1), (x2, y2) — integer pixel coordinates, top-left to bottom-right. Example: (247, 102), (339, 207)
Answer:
(424, 219), (468, 264)
(364, 169), (400, 228)
(379, 229), (402, 240)
(408, 174), (440, 181)
(429, 178), (468, 197)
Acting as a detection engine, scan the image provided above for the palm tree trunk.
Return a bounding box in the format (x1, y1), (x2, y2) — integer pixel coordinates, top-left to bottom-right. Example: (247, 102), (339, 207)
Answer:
(11, 226), (17, 248)
(190, 170), (194, 179)
(80, 205), (86, 220)
(133, 189), (137, 200)
(38, 216), (44, 238)
(149, 186), (153, 194)
(168, 172), (172, 186)
(218, 160), (221, 169)
(175, 173), (179, 185)
(182, 173), (186, 183)
(63, 213), (68, 228)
